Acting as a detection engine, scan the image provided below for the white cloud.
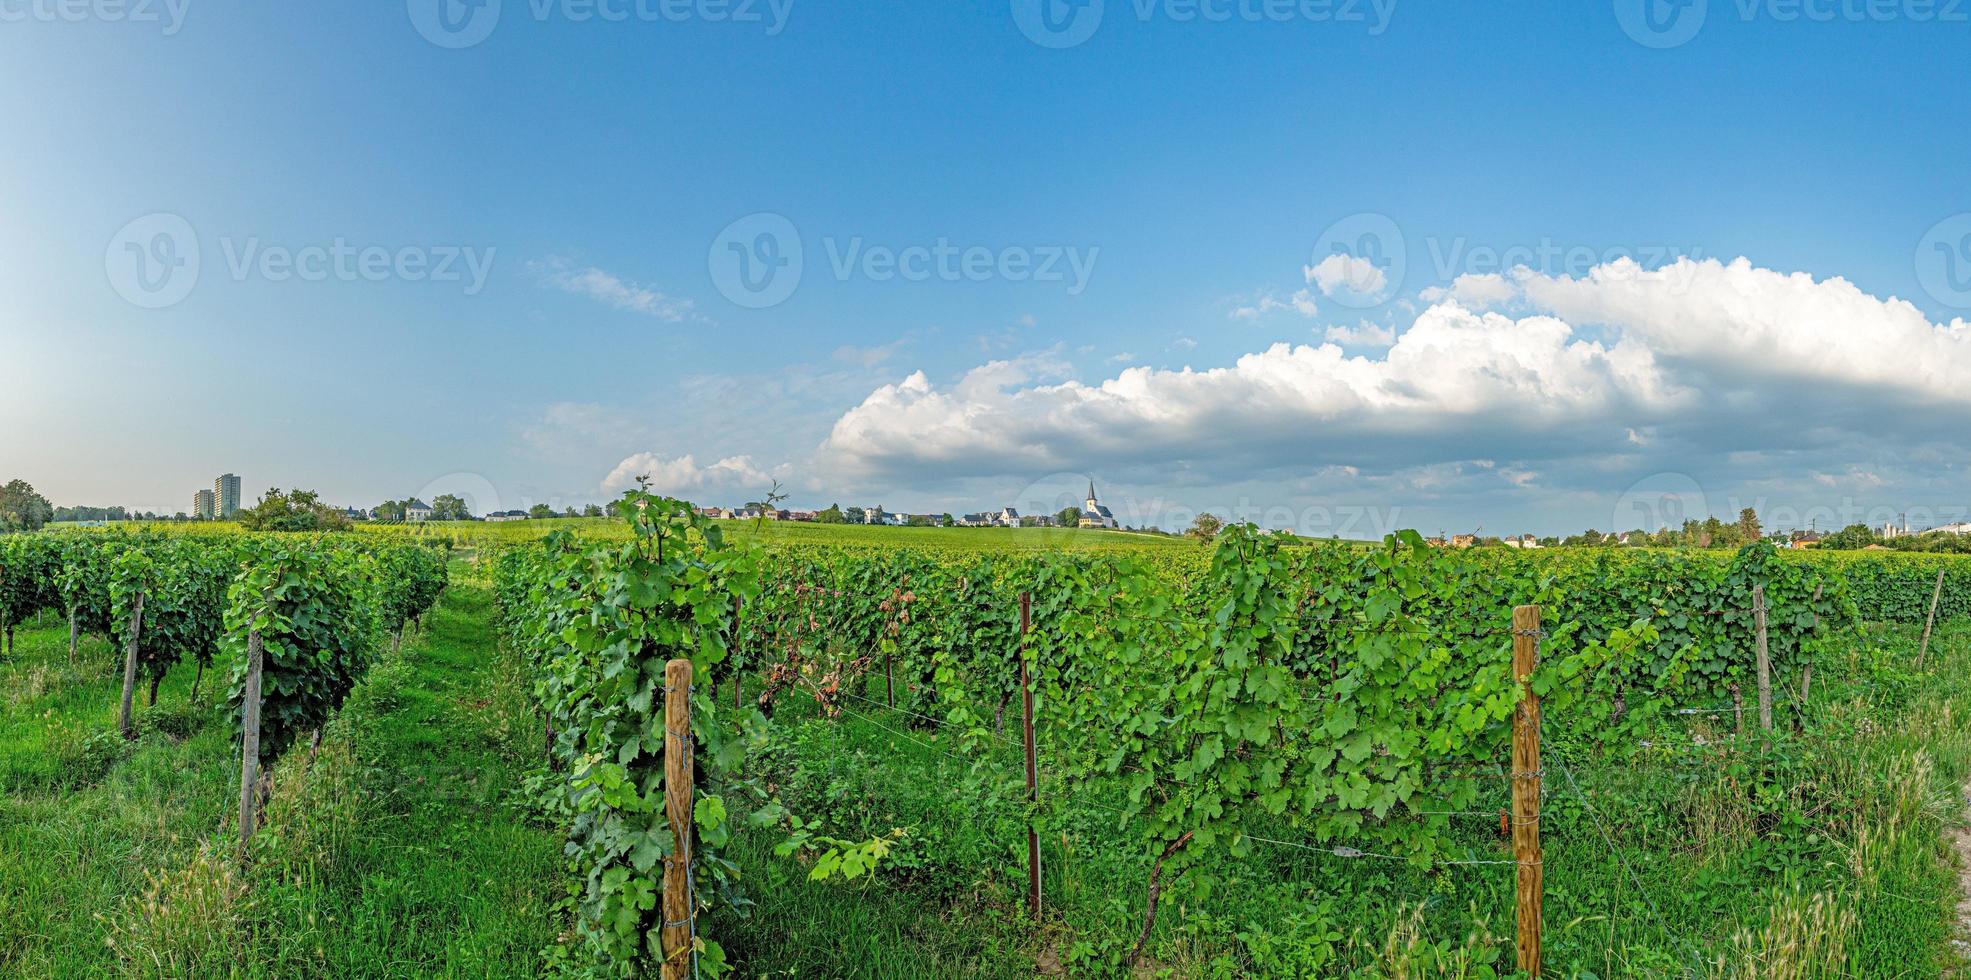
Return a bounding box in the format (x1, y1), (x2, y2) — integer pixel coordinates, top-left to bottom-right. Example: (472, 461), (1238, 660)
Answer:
(1231, 288), (1319, 319)
(532, 257), (696, 321)
(1323, 320), (1396, 347)
(832, 337), (910, 367)
(520, 402), (645, 459)
(1305, 253), (1388, 298)
(815, 256), (1971, 499)
(1511, 256), (1971, 402)
(820, 300), (1677, 480)
(1420, 272), (1517, 308)
(603, 452), (774, 495)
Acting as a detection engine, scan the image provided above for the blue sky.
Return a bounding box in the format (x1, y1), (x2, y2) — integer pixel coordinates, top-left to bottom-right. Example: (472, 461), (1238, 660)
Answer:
(4, 0), (1970, 535)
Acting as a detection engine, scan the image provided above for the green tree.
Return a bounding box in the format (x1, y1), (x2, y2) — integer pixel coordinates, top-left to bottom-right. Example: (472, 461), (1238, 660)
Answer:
(374, 499), (407, 521)
(815, 504), (845, 524)
(845, 506), (866, 524)
(1190, 512), (1222, 544)
(1819, 523), (1879, 550)
(1736, 507), (1762, 543)
(1188, 512), (1224, 543)
(1057, 506), (1082, 527)
(430, 493), (473, 521)
(528, 503), (555, 519)
(0, 480), (54, 532)
(234, 488), (351, 532)
(583, 503), (604, 517)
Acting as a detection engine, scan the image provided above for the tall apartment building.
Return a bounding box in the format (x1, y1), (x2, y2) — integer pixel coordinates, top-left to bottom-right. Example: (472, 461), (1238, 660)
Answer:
(193, 489), (216, 520)
(214, 473), (241, 518)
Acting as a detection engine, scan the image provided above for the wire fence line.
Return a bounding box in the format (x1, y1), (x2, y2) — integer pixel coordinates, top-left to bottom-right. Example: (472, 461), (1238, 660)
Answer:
(733, 583), (1849, 974)
(794, 667), (1550, 875)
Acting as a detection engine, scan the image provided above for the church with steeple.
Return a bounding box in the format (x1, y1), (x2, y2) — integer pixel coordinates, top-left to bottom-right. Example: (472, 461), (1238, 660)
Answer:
(1077, 481), (1118, 529)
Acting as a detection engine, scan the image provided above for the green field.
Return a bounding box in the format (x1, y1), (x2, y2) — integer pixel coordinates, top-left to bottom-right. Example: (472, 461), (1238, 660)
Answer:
(5, 524), (1971, 978)
(0, 567), (560, 978)
(357, 516), (1204, 551)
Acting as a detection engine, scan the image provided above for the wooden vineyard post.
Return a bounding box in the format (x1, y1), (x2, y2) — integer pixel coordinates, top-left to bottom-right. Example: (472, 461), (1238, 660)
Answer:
(1919, 568), (1946, 669)
(1019, 591), (1041, 922)
(732, 595), (744, 711)
(118, 592), (144, 739)
(1753, 584), (1772, 736)
(68, 608), (78, 664)
(661, 659), (695, 980)
(237, 629), (264, 863)
(1511, 604), (1543, 978)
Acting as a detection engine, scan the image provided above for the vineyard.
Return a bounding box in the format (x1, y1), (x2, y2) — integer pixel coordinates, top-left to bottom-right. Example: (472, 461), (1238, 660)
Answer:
(3, 509), (1971, 976)
(486, 495), (1971, 977)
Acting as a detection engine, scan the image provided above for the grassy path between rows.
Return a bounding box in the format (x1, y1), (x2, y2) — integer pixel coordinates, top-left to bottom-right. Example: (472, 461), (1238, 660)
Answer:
(0, 573), (560, 978)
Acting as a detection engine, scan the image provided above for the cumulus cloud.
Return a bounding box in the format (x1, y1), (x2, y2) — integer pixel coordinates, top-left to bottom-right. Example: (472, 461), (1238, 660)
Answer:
(821, 301), (1678, 480)
(1420, 272), (1517, 308)
(603, 452), (775, 495)
(814, 257), (1971, 504)
(532, 257), (696, 321)
(1512, 256), (1971, 402)
(1305, 253), (1388, 298)
(1232, 288), (1319, 319)
(1323, 320), (1396, 347)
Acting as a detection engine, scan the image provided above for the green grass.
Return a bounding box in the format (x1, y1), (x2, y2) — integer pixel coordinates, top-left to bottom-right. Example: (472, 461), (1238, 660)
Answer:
(706, 621), (1971, 978)
(6, 575), (1970, 977)
(0, 575), (559, 978)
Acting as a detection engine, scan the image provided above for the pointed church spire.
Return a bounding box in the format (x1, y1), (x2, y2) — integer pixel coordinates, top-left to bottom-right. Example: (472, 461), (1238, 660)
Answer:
(1087, 480), (1096, 502)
